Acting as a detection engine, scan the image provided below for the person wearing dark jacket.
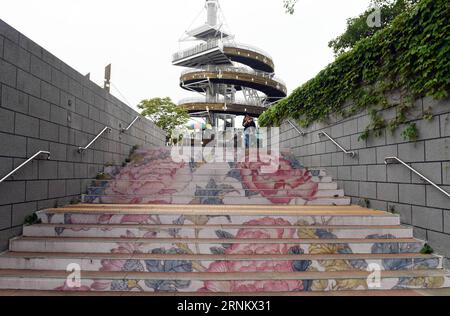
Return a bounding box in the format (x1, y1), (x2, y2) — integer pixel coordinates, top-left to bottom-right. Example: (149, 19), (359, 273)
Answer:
(243, 115), (256, 148)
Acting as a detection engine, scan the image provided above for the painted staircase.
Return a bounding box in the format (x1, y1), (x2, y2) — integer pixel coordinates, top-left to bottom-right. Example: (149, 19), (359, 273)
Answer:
(0, 147), (449, 295)
(82, 147), (350, 206)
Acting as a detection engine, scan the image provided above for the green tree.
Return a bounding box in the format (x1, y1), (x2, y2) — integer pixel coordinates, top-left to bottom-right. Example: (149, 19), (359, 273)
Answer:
(138, 97), (189, 142)
(328, 0), (418, 55)
(283, 0), (418, 55)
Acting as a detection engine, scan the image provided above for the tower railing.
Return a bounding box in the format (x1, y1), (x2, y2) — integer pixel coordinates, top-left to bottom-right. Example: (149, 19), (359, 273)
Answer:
(172, 39), (273, 63)
(173, 39), (221, 61)
(181, 65), (286, 88)
(225, 41), (273, 61)
(178, 97), (269, 107)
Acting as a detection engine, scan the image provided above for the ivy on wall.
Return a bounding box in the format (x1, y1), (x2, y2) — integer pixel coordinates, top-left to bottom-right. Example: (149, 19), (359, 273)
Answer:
(260, 0), (449, 141)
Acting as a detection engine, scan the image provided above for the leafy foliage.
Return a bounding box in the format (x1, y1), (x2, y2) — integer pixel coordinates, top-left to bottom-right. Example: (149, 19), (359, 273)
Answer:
(423, 107), (434, 121)
(420, 244), (434, 255)
(388, 205), (398, 214)
(360, 109), (387, 141)
(138, 97), (189, 141)
(261, 0), (450, 140)
(358, 199), (371, 208)
(24, 213), (41, 226)
(284, 0), (418, 54)
(401, 123), (419, 141)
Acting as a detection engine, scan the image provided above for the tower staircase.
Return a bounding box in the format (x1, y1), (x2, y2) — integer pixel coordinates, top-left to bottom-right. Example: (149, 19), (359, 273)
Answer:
(0, 147), (448, 295)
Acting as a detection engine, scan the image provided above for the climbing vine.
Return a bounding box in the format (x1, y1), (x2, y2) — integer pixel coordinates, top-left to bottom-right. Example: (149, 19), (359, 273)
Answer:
(401, 123), (419, 141)
(260, 0), (450, 141)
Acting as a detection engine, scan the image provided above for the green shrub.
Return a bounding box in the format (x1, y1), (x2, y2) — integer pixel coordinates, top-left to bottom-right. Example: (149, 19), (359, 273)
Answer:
(24, 214), (41, 226)
(401, 123), (419, 141)
(420, 244), (434, 255)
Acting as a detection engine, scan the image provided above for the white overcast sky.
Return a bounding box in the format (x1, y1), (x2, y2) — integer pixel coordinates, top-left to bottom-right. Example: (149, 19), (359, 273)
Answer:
(1, 0), (371, 111)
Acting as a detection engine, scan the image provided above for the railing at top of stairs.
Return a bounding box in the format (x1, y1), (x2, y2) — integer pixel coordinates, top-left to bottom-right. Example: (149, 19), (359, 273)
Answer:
(0, 151), (51, 184)
(78, 126), (112, 153)
(121, 116), (141, 133)
(385, 157), (450, 199)
(318, 131), (357, 158)
(287, 120), (306, 136)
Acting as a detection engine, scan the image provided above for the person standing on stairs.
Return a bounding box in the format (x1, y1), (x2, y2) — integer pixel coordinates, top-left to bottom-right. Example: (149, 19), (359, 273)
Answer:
(243, 115), (256, 148)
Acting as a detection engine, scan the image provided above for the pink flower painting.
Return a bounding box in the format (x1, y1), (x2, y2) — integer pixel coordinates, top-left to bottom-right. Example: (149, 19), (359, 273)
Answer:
(237, 155), (319, 204)
(200, 217), (306, 293)
(101, 148), (192, 204)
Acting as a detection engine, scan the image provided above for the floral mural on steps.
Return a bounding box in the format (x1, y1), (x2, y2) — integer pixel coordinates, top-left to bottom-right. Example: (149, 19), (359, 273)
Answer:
(99, 148), (192, 205)
(53, 216), (443, 293)
(199, 217), (310, 293)
(84, 147), (319, 205)
(50, 147), (446, 292)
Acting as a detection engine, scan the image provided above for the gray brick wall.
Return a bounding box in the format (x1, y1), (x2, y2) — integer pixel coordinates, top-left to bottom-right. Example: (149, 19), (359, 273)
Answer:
(0, 20), (166, 250)
(280, 94), (450, 267)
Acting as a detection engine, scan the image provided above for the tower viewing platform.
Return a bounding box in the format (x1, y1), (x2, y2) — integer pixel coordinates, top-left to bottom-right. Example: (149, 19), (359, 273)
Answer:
(172, 0), (287, 123)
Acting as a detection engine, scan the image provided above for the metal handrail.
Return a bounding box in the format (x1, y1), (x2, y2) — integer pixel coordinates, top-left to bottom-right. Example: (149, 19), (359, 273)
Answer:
(318, 131), (357, 158)
(287, 120), (306, 136)
(385, 157), (450, 199)
(0, 151), (51, 184)
(121, 116), (140, 133)
(78, 126), (111, 153)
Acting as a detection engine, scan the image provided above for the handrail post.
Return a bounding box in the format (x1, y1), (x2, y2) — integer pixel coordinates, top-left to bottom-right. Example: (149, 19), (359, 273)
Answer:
(385, 157), (450, 199)
(78, 126), (112, 153)
(318, 131), (357, 158)
(287, 120), (306, 136)
(121, 116), (141, 133)
(0, 151), (51, 184)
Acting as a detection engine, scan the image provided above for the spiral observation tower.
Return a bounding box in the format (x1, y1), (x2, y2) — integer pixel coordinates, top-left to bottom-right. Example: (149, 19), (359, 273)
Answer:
(172, 0), (287, 129)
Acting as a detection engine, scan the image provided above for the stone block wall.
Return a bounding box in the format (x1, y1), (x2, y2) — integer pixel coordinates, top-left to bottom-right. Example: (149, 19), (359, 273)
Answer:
(279, 93), (450, 266)
(0, 20), (166, 250)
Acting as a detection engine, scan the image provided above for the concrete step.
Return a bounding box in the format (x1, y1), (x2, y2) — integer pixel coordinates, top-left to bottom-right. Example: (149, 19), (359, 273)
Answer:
(84, 189), (346, 199)
(88, 181), (338, 190)
(87, 183), (344, 198)
(57, 204), (369, 211)
(308, 169), (328, 177)
(0, 252), (441, 272)
(0, 269), (448, 292)
(92, 176), (335, 184)
(37, 206), (401, 226)
(23, 224), (414, 239)
(124, 165), (326, 175)
(83, 195), (351, 206)
(3, 288), (450, 296)
(9, 236), (424, 254)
